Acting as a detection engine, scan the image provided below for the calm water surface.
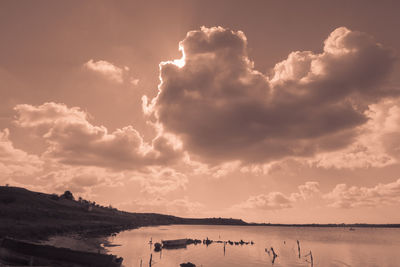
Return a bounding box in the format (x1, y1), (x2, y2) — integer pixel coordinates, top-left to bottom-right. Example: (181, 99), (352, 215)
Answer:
(107, 225), (400, 267)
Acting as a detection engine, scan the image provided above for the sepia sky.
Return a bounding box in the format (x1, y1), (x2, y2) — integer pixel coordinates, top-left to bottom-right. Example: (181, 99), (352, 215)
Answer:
(1, 0), (400, 223)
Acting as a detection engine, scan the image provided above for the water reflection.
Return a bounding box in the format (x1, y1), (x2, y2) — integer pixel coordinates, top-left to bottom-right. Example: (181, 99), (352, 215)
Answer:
(106, 225), (400, 267)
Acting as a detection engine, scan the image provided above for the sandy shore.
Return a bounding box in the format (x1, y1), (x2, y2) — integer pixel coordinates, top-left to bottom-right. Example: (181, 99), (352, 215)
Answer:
(39, 233), (113, 254)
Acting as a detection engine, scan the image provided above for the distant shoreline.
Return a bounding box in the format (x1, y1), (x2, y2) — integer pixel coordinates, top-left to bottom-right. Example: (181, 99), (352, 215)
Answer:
(245, 223), (400, 228)
(174, 220), (400, 229)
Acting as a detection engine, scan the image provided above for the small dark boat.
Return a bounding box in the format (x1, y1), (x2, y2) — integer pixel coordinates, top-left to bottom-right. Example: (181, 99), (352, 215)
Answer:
(161, 241), (187, 246)
(161, 239), (188, 248)
(0, 238), (123, 267)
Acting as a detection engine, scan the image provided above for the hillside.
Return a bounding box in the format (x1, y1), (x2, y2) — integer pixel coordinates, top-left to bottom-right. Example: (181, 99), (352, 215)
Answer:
(0, 186), (248, 240)
(0, 186), (184, 239)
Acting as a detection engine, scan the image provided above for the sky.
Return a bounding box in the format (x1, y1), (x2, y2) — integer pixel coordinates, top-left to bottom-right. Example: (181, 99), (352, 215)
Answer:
(1, 0), (400, 223)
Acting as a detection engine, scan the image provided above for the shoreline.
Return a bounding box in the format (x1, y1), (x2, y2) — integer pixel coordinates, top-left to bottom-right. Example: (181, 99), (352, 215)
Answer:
(37, 224), (141, 255)
(32, 222), (400, 253)
(40, 234), (111, 255)
(0, 225), (136, 266)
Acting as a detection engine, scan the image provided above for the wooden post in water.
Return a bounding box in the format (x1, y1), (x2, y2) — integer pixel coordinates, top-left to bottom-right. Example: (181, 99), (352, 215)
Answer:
(305, 250), (313, 267)
(149, 253), (153, 267)
(271, 247), (278, 257)
(140, 259), (142, 267)
(271, 247), (278, 264)
(223, 241), (226, 256)
(297, 240), (301, 258)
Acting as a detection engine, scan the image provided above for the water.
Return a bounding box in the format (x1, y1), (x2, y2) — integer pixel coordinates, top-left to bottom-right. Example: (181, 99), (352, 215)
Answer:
(106, 225), (400, 267)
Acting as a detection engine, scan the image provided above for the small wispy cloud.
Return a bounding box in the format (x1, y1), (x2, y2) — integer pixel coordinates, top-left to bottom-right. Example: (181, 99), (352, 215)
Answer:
(130, 78), (140, 86)
(84, 59), (125, 83)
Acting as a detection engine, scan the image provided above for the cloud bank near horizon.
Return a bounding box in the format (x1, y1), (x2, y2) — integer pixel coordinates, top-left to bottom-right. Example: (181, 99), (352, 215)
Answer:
(233, 181), (320, 211)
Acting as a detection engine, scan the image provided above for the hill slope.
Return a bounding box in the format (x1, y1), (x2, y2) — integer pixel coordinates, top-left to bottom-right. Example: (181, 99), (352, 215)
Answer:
(0, 186), (183, 239)
(0, 186), (247, 240)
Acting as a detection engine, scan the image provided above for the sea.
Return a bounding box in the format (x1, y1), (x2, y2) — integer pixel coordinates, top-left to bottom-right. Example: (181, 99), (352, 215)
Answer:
(106, 224), (400, 267)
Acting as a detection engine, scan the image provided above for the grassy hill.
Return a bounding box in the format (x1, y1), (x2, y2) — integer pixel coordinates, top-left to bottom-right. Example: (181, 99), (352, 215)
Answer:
(0, 186), (247, 240)
(0, 186), (184, 240)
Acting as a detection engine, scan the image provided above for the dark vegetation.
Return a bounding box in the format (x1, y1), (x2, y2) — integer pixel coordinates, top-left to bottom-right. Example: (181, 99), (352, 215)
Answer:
(0, 186), (182, 240)
(0, 186), (246, 240)
(183, 217), (247, 225)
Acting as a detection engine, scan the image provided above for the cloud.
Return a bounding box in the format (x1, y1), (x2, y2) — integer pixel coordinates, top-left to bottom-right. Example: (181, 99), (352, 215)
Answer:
(131, 167), (188, 194)
(324, 179), (400, 208)
(144, 26), (396, 165)
(8, 102), (188, 197)
(130, 78), (140, 86)
(14, 102), (182, 170)
(234, 192), (293, 210)
(233, 181), (320, 210)
(34, 163), (188, 199)
(312, 98), (400, 169)
(39, 166), (119, 188)
(36, 166), (128, 199)
(119, 197), (204, 216)
(291, 181), (320, 200)
(84, 59), (126, 83)
(0, 128), (43, 180)
(183, 156), (242, 178)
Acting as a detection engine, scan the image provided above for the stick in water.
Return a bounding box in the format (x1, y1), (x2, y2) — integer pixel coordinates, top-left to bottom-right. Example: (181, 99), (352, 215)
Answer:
(297, 240), (301, 258)
(149, 253), (152, 267)
(305, 250), (313, 267)
(271, 247), (278, 264)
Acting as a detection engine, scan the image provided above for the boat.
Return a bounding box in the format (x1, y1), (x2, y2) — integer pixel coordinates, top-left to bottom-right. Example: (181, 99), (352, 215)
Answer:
(161, 239), (188, 248)
(0, 238), (123, 267)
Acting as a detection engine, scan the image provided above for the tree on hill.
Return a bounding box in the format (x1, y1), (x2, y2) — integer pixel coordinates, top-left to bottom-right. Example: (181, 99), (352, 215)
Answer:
(61, 190), (74, 200)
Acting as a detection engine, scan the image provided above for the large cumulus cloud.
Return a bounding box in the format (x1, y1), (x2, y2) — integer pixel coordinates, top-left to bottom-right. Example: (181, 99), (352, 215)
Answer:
(145, 26), (396, 164)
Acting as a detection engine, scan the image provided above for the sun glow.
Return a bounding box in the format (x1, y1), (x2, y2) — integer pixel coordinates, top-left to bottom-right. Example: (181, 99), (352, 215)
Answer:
(172, 43), (186, 68)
